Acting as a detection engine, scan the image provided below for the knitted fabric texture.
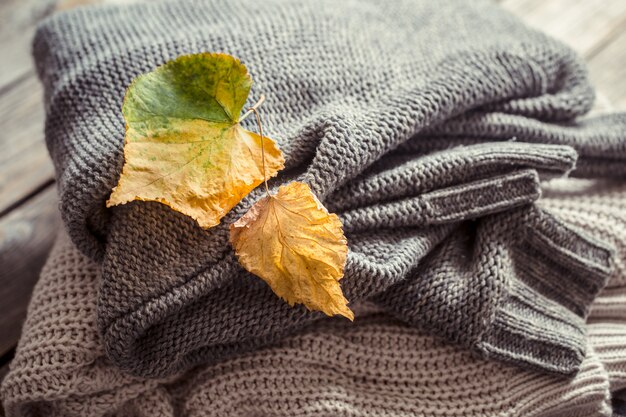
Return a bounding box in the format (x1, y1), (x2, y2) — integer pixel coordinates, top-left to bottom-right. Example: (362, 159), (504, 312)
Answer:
(3, 187), (626, 416)
(540, 179), (626, 320)
(32, 0), (625, 377)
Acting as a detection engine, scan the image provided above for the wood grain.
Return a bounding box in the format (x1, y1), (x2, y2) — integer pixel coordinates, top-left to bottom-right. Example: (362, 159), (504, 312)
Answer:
(501, 0), (626, 58)
(0, 185), (59, 358)
(0, 75), (54, 214)
(588, 29), (626, 111)
(0, 0), (56, 214)
(0, 0), (56, 90)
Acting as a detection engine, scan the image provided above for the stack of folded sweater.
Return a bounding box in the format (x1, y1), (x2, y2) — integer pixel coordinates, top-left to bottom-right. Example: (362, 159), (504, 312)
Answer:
(2, 0), (626, 415)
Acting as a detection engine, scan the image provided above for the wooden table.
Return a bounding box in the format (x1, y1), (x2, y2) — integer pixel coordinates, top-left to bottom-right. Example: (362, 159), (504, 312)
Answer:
(1, 0), (625, 413)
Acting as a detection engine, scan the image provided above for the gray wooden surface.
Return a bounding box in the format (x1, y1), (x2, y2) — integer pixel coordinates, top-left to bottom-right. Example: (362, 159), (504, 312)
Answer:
(0, 0), (625, 413)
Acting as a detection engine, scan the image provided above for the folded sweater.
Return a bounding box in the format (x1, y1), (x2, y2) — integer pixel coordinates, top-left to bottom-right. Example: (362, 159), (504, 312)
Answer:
(33, 0), (624, 377)
(2, 179), (626, 417)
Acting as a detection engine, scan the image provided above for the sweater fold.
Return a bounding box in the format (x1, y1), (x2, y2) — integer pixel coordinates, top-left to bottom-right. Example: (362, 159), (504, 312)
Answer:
(4, 178), (626, 417)
(32, 0), (625, 377)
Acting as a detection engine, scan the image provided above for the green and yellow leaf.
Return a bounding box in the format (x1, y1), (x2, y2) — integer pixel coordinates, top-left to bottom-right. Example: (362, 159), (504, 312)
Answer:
(107, 52), (284, 228)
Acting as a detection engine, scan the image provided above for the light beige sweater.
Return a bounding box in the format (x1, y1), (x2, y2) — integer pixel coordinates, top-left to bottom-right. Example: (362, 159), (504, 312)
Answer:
(2, 179), (625, 417)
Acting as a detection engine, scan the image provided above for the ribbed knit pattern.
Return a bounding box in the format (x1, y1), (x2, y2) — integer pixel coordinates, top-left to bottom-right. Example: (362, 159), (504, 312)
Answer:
(375, 205), (612, 374)
(541, 179), (626, 319)
(32, 0), (624, 377)
(0, 227), (619, 417)
(542, 180), (626, 270)
(589, 323), (626, 394)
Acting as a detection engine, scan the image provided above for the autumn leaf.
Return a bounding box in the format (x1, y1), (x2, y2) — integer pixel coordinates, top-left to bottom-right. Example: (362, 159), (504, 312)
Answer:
(108, 52), (350, 318)
(230, 182), (353, 320)
(107, 52), (285, 228)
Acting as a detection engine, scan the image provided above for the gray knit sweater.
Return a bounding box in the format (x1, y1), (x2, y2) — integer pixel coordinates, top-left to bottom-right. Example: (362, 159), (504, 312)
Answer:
(33, 0), (624, 378)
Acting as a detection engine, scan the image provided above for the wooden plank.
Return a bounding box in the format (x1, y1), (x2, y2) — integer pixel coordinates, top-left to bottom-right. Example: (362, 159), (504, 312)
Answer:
(0, 0), (125, 214)
(588, 29), (626, 111)
(0, 75), (54, 214)
(0, 185), (59, 358)
(501, 0), (626, 58)
(0, 0), (56, 90)
(0, 0), (56, 215)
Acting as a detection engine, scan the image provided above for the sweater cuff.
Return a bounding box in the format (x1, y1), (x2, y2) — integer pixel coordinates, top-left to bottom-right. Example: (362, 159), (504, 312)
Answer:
(477, 209), (613, 375)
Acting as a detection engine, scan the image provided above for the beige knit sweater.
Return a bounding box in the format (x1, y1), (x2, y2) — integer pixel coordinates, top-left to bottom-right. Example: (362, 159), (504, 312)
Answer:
(2, 178), (625, 417)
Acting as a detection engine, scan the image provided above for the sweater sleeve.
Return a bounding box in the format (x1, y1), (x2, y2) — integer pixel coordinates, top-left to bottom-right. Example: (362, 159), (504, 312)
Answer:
(375, 205), (613, 375)
(405, 112), (626, 179)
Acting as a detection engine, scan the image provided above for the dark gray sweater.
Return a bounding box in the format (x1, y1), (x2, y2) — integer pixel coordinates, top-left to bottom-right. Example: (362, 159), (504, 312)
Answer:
(33, 0), (624, 378)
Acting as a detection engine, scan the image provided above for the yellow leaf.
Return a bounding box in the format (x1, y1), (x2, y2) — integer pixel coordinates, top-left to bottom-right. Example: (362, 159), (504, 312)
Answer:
(230, 182), (353, 320)
(107, 53), (284, 228)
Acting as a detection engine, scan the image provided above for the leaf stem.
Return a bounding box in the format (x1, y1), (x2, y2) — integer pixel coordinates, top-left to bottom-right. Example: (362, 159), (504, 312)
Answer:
(240, 94), (266, 123)
(247, 97), (271, 198)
